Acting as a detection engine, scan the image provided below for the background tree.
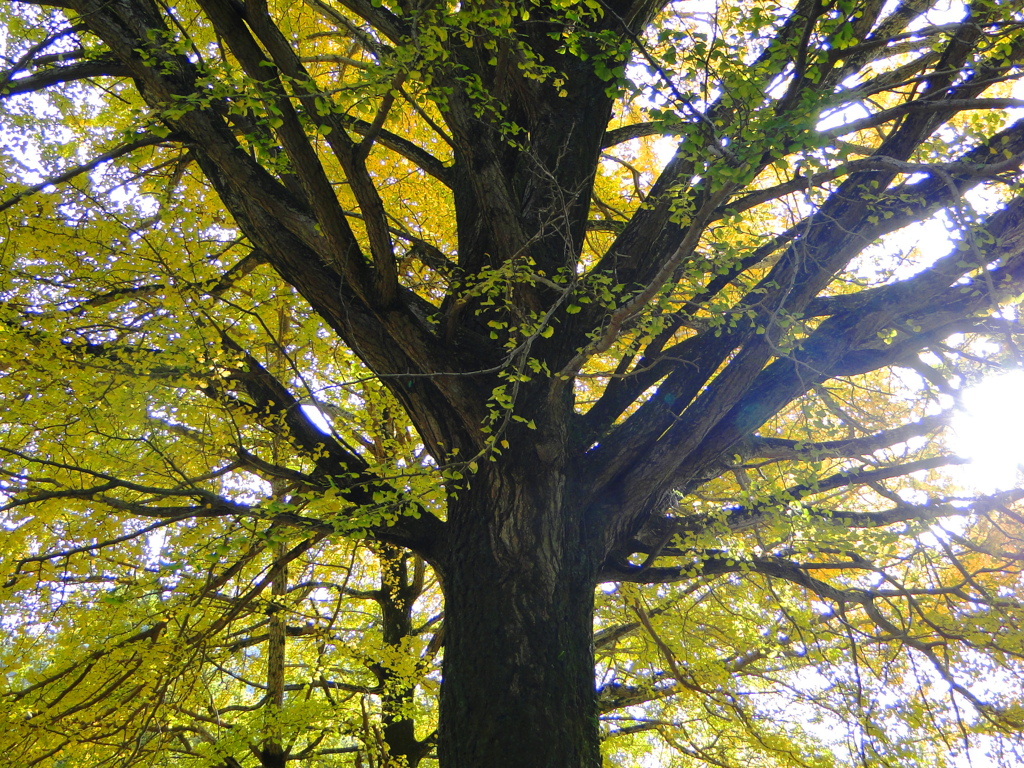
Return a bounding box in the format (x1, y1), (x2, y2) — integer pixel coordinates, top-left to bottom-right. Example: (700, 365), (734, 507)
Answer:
(2, 0), (1024, 766)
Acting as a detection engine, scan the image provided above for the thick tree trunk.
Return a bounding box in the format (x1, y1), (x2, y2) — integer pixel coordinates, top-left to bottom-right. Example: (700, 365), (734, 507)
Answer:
(438, 459), (601, 768)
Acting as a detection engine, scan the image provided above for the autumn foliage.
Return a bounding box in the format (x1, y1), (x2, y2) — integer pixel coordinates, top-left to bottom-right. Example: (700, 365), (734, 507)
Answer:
(2, 0), (1024, 766)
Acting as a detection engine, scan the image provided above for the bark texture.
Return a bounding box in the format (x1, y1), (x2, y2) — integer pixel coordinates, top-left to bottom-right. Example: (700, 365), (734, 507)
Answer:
(440, 459), (601, 768)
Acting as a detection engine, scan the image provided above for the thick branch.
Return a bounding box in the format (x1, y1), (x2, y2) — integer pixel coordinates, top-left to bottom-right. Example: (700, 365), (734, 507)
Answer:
(1, 59), (130, 94)
(743, 411), (952, 461)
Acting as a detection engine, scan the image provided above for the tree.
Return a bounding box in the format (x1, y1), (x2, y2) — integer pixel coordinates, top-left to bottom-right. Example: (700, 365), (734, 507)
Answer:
(2, 0), (1024, 764)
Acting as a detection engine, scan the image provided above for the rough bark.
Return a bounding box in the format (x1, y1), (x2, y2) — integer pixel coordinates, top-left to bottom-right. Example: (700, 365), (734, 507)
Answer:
(438, 457), (601, 768)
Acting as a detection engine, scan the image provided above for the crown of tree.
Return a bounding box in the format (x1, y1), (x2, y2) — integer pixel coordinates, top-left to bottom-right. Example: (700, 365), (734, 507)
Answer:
(2, 0), (1024, 766)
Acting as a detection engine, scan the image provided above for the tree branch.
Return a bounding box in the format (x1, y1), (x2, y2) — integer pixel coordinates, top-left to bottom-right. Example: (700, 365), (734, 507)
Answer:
(0, 133), (171, 213)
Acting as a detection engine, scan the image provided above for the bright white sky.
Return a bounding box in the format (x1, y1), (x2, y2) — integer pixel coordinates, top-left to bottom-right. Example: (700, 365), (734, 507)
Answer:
(953, 371), (1024, 492)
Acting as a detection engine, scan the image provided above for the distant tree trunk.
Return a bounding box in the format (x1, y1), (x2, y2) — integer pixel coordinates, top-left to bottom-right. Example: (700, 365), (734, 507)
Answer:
(375, 546), (432, 768)
(261, 543), (288, 768)
(438, 457), (601, 768)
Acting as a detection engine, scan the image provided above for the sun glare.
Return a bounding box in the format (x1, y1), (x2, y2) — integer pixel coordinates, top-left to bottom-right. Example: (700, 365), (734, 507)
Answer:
(952, 370), (1024, 492)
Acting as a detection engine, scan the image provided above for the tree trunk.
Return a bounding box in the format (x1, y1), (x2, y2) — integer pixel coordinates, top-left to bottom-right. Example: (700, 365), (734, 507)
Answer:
(375, 546), (431, 768)
(438, 459), (601, 768)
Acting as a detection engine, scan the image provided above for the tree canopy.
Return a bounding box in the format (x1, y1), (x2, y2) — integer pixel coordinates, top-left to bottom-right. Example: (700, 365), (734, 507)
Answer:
(2, 0), (1024, 765)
